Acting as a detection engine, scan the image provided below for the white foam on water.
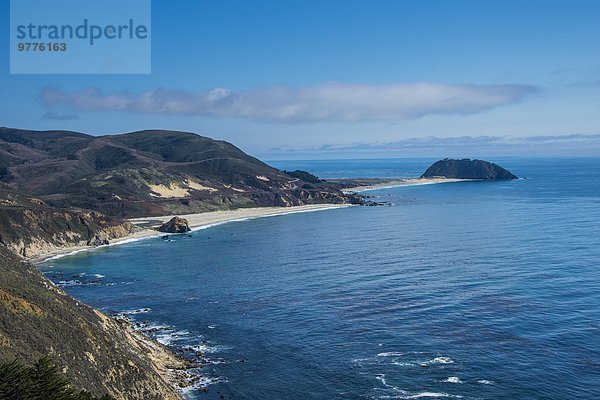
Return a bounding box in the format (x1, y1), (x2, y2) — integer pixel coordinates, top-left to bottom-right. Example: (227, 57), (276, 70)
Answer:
(57, 280), (83, 287)
(429, 356), (454, 364)
(136, 323), (174, 333)
(179, 375), (226, 396)
(106, 309), (227, 392)
(477, 380), (494, 385)
(188, 343), (214, 353)
(443, 377), (462, 384)
(350, 357), (373, 367)
(405, 392), (460, 399)
(122, 307), (151, 315)
(37, 235), (159, 263)
(187, 343), (230, 354)
(375, 374), (387, 386)
(56, 279), (104, 287)
(190, 221), (232, 232)
(391, 361), (414, 367)
(378, 352), (405, 357)
(373, 385), (464, 400)
(109, 236), (157, 247)
(112, 307), (152, 322)
(42, 248), (92, 262)
(156, 330), (190, 345)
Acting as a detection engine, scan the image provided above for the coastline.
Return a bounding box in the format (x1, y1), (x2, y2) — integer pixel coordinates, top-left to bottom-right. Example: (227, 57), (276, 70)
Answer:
(29, 179), (471, 264)
(341, 177), (473, 193)
(27, 204), (352, 394)
(32, 203), (352, 264)
(93, 308), (190, 399)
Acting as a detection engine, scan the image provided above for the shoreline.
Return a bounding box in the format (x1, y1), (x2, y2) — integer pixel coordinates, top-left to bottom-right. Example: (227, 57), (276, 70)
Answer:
(341, 177), (473, 193)
(32, 203), (352, 264)
(30, 179), (471, 264)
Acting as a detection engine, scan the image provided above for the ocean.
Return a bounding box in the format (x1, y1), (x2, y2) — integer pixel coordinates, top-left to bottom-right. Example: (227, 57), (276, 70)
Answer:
(39, 157), (600, 399)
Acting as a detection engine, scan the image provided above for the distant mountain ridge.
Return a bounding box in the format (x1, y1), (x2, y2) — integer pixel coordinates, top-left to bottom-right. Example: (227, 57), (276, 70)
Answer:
(0, 127), (361, 218)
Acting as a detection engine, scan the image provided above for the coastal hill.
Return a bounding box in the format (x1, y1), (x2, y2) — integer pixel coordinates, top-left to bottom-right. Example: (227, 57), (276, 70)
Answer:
(421, 158), (518, 180)
(0, 127), (361, 218)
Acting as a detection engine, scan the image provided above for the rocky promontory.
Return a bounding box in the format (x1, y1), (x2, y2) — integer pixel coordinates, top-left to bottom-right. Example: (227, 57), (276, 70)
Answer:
(0, 245), (184, 399)
(421, 158), (518, 180)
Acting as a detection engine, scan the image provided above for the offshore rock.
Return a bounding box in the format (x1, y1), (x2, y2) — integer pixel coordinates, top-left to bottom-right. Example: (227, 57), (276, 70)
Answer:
(158, 217), (191, 233)
(421, 159), (518, 180)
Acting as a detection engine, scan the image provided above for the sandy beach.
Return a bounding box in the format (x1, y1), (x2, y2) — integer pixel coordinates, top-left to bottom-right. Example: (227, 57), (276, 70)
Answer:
(30, 181), (470, 264)
(342, 177), (472, 193)
(33, 204), (351, 263)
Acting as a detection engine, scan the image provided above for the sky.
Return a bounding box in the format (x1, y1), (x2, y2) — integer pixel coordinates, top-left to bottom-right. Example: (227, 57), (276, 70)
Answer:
(1, 0), (600, 158)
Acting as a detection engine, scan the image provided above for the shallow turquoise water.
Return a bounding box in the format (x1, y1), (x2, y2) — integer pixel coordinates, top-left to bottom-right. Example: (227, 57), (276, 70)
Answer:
(41, 158), (600, 399)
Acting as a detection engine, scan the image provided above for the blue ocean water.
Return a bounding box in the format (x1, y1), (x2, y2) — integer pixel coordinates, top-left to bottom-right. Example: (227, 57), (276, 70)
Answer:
(40, 157), (600, 399)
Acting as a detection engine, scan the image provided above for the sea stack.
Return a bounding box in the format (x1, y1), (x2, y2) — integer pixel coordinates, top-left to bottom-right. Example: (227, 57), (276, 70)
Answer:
(421, 159), (518, 180)
(158, 216), (191, 233)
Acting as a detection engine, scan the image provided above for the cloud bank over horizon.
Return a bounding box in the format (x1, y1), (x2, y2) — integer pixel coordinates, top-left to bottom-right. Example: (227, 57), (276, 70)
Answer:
(41, 82), (537, 123)
(266, 133), (600, 158)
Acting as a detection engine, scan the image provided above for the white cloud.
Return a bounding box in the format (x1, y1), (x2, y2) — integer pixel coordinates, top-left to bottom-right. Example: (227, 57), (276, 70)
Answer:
(41, 82), (537, 123)
(268, 134), (600, 157)
(41, 111), (80, 121)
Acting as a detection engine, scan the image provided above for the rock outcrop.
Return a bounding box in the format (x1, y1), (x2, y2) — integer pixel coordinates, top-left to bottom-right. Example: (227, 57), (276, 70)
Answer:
(158, 217), (191, 233)
(0, 188), (133, 259)
(421, 159), (517, 180)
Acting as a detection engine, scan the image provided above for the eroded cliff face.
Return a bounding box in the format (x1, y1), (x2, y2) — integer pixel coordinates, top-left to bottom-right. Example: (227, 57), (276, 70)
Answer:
(0, 246), (183, 399)
(0, 206), (133, 259)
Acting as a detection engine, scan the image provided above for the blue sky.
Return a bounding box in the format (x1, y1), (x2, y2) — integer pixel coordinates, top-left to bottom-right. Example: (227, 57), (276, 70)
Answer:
(2, 0), (600, 158)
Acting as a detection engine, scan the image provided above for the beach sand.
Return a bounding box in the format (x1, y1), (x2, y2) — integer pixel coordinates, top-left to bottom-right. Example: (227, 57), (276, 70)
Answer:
(342, 177), (471, 193)
(33, 204), (351, 263)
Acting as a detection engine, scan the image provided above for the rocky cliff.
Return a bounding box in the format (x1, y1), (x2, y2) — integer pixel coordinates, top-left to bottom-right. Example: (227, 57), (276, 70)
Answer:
(0, 245), (183, 399)
(0, 183), (133, 259)
(421, 158), (518, 180)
